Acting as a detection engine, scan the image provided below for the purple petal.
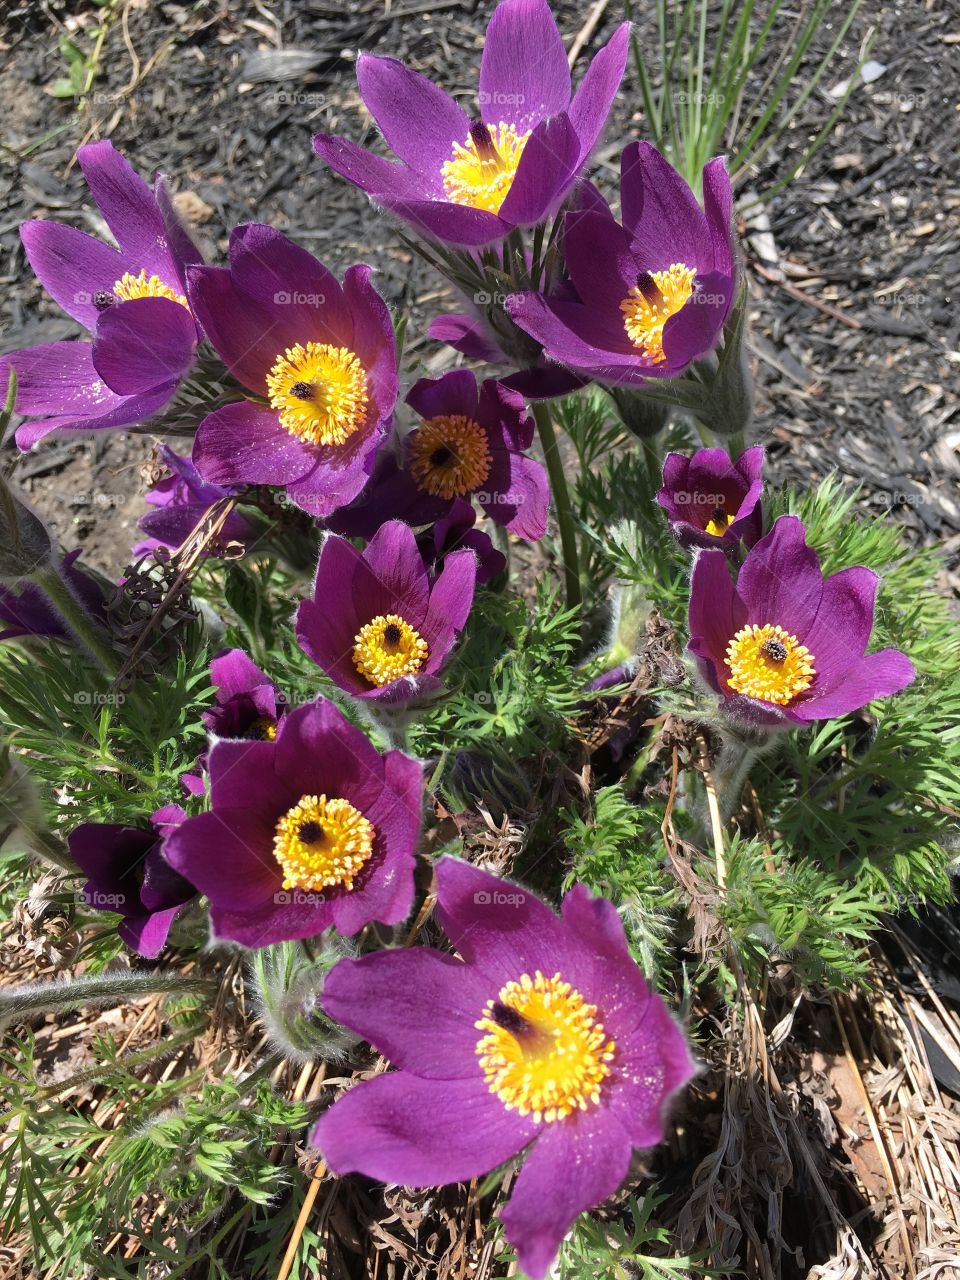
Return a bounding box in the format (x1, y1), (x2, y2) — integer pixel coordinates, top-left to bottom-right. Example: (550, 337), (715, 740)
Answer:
(373, 195), (508, 248)
(210, 648), (274, 704)
(567, 23), (631, 163)
(192, 401), (317, 487)
(407, 369), (480, 424)
(428, 313), (502, 362)
(738, 516), (824, 638)
(154, 174), (204, 272)
(283, 437), (384, 519)
(477, 377), (533, 451)
(341, 263), (398, 418)
(507, 293), (637, 366)
(701, 155), (733, 276)
(20, 220), (128, 331)
(227, 224), (350, 341)
(620, 142), (710, 273)
(77, 140), (175, 280)
(483, 452), (548, 540)
(207, 738), (287, 812)
(357, 54), (469, 179)
(357, 520), (432, 627)
(498, 113), (580, 227)
(91, 297), (196, 396)
(313, 133), (428, 200)
(162, 808), (280, 912)
(661, 270), (732, 369)
(479, 0), (571, 131)
(500, 1109), (633, 1279)
(313, 1071), (531, 1185)
(560, 207), (636, 312)
(186, 264), (282, 391)
(120, 904), (182, 959)
(802, 565), (878, 674)
(272, 698), (388, 817)
(420, 547), (477, 665)
(686, 548), (743, 694)
(795, 649), (916, 720)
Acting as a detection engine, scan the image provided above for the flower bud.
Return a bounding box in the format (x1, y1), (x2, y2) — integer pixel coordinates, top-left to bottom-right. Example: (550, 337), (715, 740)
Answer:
(249, 937), (362, 1064)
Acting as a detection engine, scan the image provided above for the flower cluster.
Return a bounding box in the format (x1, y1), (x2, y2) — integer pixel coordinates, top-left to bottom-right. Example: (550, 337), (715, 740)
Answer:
(0, 0), (927, 1273)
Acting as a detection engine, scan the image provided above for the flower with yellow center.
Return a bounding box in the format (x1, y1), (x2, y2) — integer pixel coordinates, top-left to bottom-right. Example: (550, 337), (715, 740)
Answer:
(246, 717), (278, 742)
(704, 506), (735, 538)
(475, 970), (615, 1124)
(726, 623), (816, 706)
(266, 342), (369, 447)
(112, 268), (190, 310)
(620, 264), (697, 363)
(408, 414), (492, 499)
(352, 614), (429, 688)
(272, 793), (375, 892)
(441, 121), (531, 214)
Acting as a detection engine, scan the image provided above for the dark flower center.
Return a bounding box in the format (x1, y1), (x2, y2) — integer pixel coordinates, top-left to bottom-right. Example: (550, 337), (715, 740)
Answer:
(711, 507), (726, 524)
(469, 119), (499, 163)
(94, 290), (115, 311)
(636, 271), (665, 309)
(290, 380), (316, 401)
(383, 622), (403, 649)
(430, 444), (454, 468)
(491, 1001), (531, 1035)
(297, 820), (323, 844)
(761, 638), (788, 663)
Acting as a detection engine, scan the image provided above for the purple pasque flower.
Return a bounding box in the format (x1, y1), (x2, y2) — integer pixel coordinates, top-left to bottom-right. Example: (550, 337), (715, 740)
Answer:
(658, 446), (764, 551)
(688, 515), (916, 728)
(7, 140), (202, 450)
(163, 698), (422, 946)
(188, 225), (398, 518)
(428, 500), (506, 586)
(134, 446), (257, 560)
(312, 857), (696, 1279)
(203, 648), (284, 742)
(296, 520), (476, 705)
(405, 371), (548, 540)
(507, 142), (735, 385)
(68, 804), (194, 958)
(0, 548), (106, 642)
(313, 0), (630, 248)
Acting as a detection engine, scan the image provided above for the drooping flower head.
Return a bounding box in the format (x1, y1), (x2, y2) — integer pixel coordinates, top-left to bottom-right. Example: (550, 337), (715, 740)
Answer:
(508, 143), (735, 384)
(68, 805), (194, 958)
(427, 500), (506, 586)
(296, 520), (476, 704)
(187, 226), (398, 517)
(313, 0), (630, 247)
(163, 698), (422, 946)
(688, 515), (916, 727)
(133, 446), (257, 560)
(7, 140), (202, 449)
(0, 549), (106, 642)
(657, 446), (764, 551)
(312, 858), (695, 1278)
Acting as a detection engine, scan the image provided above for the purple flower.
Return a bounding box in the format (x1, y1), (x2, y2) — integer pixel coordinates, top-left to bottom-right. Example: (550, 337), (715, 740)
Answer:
(0, 549), (105, 642)
(405, 371), (548, 540)
(428, 500), (506, 586)
(313, 0), (629, 248)
(657, 446), (764, 550)
(133, 446), (257, 560)
(688, 515), (916, 727)
(187, 225), (398, 517)
(312, 857), (695, 1279)
(296, 520), (477, 705)
(163, 698), (422, 946)
(507, 143), (735, 385)
(68, 805), (194, 958)
(203, 648), (283, 742)
(428, 309), (588, 401)
(5, 141), (202, 450)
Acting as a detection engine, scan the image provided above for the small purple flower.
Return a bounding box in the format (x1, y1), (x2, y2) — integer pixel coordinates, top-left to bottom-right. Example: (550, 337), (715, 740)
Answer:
(406, 371), (549, 540)
(163, 698), (422, 946)
(68, 805), (194, 958)
(5, 141), (202, 450)
(312, 857), (695, 1279)
(313, 0), (629, 248)
(428, 500), (506, 586)
(657, 446), (764, 550)
(688, 515), (916, 727)
(296, 520), (477, 705)
(508, 143), (735, 385)
(134, 446), (257, 560)
(0, 549), (105, 642)
(188, 225), (398, 517)
(203, 648), (283, 742)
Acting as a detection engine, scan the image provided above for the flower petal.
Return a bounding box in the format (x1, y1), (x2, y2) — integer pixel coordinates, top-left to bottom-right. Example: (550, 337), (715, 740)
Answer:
(91, 296), (196, 396)
(567, 23), (631, 163)
(498, 113), (580, 226)
(561, 207), (637, 311)
(313, 132), (429, 199)
(620, 142), (710, 273)
(795, 649), (916, 720)
(738, 515), (824, 638)
(686, 547), (743, 693)
(20, 220), (128, 330)
(420, 547), (477, 663)
(407, 369), (480, 423)
(479, 0), (571, 131)
(192, 401), (317, 487)
(374, 195), (508, 248)
(77, 140), (174, 279)
(186, 265), (284, 391)
(162, 807), (280, 912)
(357, 54), (470, 179)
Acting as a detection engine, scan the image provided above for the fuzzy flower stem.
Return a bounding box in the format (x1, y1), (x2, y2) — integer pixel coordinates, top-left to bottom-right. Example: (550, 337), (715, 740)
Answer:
(32, 562), (120, 677)
(532, 400), (581, 609)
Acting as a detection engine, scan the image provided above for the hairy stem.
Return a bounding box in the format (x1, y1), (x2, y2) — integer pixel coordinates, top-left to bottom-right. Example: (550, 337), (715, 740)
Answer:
(532, 400), (581, 610)
(32, 563), (120, 677)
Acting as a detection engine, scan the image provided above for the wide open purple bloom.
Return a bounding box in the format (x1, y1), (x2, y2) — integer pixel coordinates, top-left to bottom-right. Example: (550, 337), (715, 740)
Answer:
(313, 0), (630, 248)
(312, 857), (695, 1278)
(405, 371), (548, 540)
(163, 698), (422, 946)
(688, 515), (916, 727)
(0, 548), (106, 642)
(6, 141), (202, 450)
(133, 446), (257, 560)
(508, 143), (735, 386)
(658, 446), (764, 551)
(68, 804), (194, 958)
(296, 520), (477, 705)
(188, 225), (398, 518)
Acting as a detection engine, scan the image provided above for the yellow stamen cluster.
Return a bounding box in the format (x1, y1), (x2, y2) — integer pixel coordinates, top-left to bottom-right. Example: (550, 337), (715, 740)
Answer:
(620, 263), (697, 363)
(726, 623), (816, 706)
(475, 970), (615, 1124)
(704, 510), (735, 538)
(408, 414), (492, 499)
(352, 614), (429, 688)
(266, 342), (369, 447)
(113, 269), (189, 310)
(441, 122), (531, 214)
(272, 794), (374, 892)
(247, 717), (278, 742)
